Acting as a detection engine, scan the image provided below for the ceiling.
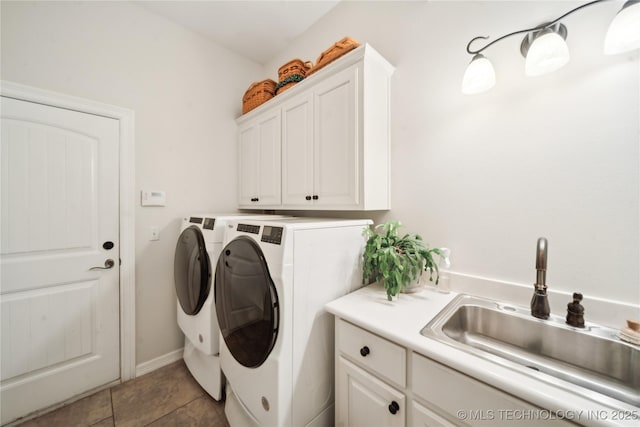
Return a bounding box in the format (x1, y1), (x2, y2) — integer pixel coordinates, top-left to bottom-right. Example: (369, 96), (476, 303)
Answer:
(135, 1), (341, 64)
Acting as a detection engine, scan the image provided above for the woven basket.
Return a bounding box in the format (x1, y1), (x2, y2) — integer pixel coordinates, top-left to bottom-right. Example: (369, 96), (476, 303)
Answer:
(307, 37), (361, 77)
(242, 79), (276, 114)
(275, 74), (305, 95)
(277, 59), (313, 82)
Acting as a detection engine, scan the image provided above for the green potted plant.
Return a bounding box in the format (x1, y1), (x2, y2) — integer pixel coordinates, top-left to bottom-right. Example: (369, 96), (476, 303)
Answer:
(362, 221), (441, 301)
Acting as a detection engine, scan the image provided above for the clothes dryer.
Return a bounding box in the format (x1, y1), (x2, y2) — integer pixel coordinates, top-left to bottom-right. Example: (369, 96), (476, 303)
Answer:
(214, 218), (371, 427)
(174, 213), (287, 400)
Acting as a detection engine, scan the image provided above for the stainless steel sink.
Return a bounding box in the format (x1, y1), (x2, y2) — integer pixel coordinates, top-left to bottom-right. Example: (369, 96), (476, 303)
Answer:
(421, 294), (640, 406)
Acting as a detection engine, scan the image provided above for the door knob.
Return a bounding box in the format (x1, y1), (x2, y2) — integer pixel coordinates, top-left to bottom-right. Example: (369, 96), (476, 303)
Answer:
(90, 259), (115, 270)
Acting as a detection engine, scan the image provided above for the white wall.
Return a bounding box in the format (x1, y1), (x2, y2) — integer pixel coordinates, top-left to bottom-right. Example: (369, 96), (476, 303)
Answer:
(1, 1), (263, 364)
(266, 1), (640, 306)
(2, 0), (638, 366)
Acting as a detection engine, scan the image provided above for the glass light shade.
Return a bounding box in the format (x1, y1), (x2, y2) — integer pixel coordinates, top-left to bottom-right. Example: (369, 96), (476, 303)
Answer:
(525, 30), (570, 76)
(604, 0), (640, 55)
(461, 54), (496, 95)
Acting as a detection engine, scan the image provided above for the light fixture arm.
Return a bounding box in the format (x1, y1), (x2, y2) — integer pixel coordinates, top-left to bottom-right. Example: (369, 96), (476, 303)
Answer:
(466, 0), (607, 55)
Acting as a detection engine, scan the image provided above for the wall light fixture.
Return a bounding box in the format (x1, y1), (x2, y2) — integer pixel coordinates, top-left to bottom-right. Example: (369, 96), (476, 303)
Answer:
(461, 0), (640, 95)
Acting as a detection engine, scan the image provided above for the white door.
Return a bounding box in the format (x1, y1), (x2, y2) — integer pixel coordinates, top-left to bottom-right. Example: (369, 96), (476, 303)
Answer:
(0, 96), (120, 424)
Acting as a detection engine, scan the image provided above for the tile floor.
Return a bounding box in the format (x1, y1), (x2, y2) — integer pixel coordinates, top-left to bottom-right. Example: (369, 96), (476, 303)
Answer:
(14, 361), (229, 427)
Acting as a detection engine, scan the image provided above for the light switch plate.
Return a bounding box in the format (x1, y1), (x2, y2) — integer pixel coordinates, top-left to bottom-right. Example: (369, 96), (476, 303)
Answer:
(141, 190), (166, 206)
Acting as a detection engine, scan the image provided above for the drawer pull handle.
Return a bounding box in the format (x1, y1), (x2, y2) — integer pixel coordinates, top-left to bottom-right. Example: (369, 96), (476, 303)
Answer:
(305, 195), (312, 200)
(359, 346), (370, 357)
(388, 401), (400, 415)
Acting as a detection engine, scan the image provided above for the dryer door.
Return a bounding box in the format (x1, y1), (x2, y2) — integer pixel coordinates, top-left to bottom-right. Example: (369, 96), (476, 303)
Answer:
(215, 236), (279, 368)
(174, 226), (211, 315)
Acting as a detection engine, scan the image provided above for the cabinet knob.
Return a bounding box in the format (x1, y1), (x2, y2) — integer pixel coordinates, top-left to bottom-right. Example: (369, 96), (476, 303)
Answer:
(388, 401), (400, 415)
(305, 195), (312, 201)
(312, 195), (319, 200)
(359, 346), (370, 357)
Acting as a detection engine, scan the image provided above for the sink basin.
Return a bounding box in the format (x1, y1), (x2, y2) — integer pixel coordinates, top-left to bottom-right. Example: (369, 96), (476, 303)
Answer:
(421, 294), (640, 406)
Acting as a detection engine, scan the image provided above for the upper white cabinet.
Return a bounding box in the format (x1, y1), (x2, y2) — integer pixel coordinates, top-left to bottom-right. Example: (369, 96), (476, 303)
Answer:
(236, 44), (395, 210)
(283, 66), (359, 208)
(281, 92), (314, 206)
(237, 108), (281, 207)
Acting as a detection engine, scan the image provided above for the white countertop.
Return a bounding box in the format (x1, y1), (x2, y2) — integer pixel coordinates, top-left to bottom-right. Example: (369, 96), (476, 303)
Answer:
(326, 283), (639, 426)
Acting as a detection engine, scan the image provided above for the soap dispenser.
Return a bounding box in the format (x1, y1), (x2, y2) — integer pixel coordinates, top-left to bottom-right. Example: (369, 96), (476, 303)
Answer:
(437, 248), (451, 294)
(566, 292), (585, 328)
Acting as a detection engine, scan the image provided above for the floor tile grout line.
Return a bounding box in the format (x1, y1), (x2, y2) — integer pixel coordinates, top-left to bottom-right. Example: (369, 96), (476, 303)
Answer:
(142, 409), (173, 427)
(90, 415), (114, 427)
(109, 386), (115, 426)
(141, 394), (206, 427)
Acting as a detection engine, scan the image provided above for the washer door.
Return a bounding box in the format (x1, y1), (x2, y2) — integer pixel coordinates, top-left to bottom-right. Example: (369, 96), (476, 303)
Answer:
(174, 226), (211, 315)
(215, 236), (279, 368)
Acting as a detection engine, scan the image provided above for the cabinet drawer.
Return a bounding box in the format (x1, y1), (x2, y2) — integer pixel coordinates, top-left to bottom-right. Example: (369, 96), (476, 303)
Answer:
(337, 319), (406, 387)
(411, 353), (574, 426)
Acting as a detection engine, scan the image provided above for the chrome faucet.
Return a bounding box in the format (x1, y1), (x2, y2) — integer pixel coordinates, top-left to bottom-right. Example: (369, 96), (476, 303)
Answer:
(531, 237), (550, 319)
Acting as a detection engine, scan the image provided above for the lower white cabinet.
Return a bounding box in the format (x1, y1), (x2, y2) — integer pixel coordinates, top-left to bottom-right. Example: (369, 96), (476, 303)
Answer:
(411, 353), (573, 426)
(336, 356), (406, 427)
(334, 319), (576, 427)
(411, 401), (457, 427)
(336, 316), (406, 387)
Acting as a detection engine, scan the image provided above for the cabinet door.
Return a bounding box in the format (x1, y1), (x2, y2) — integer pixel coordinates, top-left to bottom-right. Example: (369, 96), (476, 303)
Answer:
(412, 401), (457, 427)
(313, 66), (359, 207)
(411, 353), (574, 427)
(281, 93), (314, 206)
(238, 122), (259, 206)
(336, 356), (405, 427)
(237, 110), (281, 207)
(255, 110), (281, 206)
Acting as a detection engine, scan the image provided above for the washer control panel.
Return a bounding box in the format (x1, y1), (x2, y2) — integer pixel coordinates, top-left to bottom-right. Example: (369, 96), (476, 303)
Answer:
(237, 223), (261, 234)
(261, 226), (283, 245)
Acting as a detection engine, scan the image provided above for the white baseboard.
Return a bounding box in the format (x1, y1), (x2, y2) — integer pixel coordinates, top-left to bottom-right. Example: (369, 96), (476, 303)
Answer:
(135, 348), (183, 378)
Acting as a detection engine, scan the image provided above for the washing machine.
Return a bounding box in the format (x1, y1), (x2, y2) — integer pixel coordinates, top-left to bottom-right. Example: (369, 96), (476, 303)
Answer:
(214, 217), (372, 427)
(174, 213), (287, 400)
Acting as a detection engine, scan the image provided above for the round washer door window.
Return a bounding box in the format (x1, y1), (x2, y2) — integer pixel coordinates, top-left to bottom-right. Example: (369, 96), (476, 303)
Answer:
(215, 236), (279, 368)
(174, 226), (211, 315)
